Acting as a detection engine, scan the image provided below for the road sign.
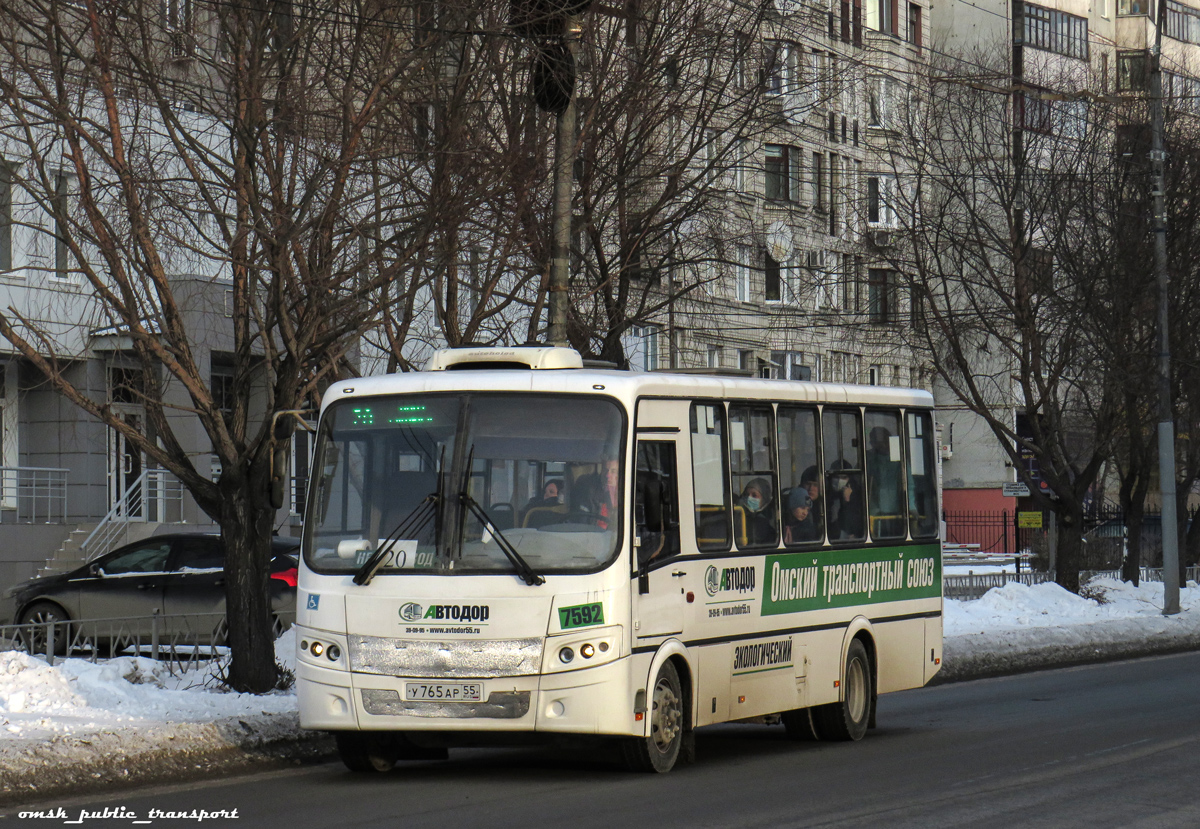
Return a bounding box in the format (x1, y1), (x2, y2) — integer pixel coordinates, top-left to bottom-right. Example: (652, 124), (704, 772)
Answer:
(1017, 511), (1043, 529)
(1002, 482), (1031, 497)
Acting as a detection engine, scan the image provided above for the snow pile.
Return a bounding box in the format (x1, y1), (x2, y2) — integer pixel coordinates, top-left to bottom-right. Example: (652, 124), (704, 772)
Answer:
(939, 577), (1200, 681)
(0, 634), (298, 745)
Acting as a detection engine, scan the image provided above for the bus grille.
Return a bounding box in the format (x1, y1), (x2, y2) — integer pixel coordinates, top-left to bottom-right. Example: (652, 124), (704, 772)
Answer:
(347, 635), (544, 677)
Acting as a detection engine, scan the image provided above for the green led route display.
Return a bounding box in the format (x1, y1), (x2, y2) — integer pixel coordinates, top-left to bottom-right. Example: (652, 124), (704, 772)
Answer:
(346, 405), (435, 428)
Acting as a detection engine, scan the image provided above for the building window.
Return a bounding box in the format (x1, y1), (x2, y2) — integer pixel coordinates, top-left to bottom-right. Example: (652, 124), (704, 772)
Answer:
(739, 350), (755, 371)
(735, 246), (752, 302)
(1117, 51), (1149, 92)
(867, 76), (892, 127)
(1022, 3), (1088, 60)
(1118, 0), (1149, 14)
(733, 139), (749, 192)
(1018, 90), (1054, 134)
(765, 41), (799, 95)
(211, 360), (235, 426)
(765, 254), (782, 302)
(1166, 71), (1200, 113)
(866, 0), (898, 34)
(868, 268), (896, 323)
(813, 152), (825, 209)
(764, 144), (800, 202)
(867, 175), (897, 226)
(1017, 247), (1054, 301)
(908, 3), (922, 49)
(707, 345), (722, 368)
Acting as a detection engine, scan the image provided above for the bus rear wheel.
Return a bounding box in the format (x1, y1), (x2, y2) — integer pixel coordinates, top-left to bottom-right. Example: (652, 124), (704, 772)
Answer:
(812, 638), (872, 741)
(622, 660), (684, 773)
(336, 732), (397, 773)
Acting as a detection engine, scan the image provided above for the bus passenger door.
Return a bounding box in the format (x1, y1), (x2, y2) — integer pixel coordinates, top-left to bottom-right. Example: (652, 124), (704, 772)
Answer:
(633, 439), (685, 638)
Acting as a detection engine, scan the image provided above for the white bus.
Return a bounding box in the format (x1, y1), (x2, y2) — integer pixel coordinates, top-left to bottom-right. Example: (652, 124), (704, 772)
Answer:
(294, 346), (942, 773)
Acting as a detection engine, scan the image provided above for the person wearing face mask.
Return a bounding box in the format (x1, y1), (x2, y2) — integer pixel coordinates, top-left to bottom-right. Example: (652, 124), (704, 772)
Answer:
(737, 477), (777, 546)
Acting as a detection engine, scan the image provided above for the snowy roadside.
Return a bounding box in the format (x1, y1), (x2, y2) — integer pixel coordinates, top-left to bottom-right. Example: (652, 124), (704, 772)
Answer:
(1, 579), (1197, 804)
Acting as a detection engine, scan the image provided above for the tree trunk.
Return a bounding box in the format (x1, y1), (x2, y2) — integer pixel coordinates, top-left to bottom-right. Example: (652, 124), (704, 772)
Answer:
(1053, 502), (1085, 594)
(1122, 506), (1143, 586)
(220, 480), (279, 694)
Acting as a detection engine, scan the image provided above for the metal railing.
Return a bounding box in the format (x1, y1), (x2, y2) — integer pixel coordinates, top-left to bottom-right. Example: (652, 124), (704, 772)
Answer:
(0, 466), (69, 524)
(0, 609), (294, 674)
(81, 469), (185, 560)
(944, 566), (1200, 600)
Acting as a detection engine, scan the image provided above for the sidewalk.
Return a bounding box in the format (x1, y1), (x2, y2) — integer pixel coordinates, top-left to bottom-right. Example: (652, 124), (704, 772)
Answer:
(1, 577), (1196, 805)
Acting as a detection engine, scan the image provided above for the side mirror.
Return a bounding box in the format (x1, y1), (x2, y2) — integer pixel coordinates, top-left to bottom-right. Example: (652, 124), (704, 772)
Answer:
(89, 562), (102, 576)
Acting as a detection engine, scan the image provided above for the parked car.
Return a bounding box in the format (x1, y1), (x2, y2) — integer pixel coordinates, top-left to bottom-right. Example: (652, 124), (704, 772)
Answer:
(0, 533), (300, 653)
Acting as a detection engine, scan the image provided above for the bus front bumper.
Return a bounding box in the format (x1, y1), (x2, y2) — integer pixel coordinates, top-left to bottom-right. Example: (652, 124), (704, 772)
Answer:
(297, 656), (640, 737)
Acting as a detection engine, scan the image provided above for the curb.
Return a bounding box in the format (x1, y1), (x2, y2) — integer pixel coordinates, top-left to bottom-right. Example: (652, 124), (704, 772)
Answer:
(934, 623), (1200, 683)
(0, 713), (333, 808)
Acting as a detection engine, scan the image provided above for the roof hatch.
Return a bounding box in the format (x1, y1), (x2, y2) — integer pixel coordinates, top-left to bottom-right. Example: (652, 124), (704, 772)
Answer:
(424, 346), (585, 371)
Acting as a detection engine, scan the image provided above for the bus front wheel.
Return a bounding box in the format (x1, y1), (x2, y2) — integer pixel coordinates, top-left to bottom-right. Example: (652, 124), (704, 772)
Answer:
(812, 638), (872, 741)
(622, 661), (685, 773)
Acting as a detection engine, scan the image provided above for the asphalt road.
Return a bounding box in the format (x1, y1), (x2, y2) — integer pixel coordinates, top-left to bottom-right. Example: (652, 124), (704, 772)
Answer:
(10, 651), (1200, 828)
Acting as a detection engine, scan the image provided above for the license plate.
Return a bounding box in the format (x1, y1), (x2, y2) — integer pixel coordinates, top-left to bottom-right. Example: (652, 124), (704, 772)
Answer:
(404, 682), (483, 702)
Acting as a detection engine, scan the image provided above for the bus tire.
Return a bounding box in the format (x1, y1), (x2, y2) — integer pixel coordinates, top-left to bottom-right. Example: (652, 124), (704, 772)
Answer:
(335, 732), (397, 773)
(621, 660), (684, 773)
(812, 638), (872, 742)
(781, 707), (820, 741)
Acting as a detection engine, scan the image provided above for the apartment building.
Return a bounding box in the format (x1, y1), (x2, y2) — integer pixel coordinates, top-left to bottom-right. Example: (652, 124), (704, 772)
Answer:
(926, 0), (1200, 511)
(622, 0), (933, 394)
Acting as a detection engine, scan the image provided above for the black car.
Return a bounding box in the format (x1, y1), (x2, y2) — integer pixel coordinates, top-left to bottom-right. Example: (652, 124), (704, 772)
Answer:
(0, 533), (299, 652)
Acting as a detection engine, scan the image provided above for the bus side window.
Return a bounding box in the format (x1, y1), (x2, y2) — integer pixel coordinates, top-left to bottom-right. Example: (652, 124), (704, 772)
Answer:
(778, 406), (823, 546)
(823, 409), (866, 542)
(906, 411), (940, 538)
(865, 409), (906, 540)
(636, 441), (681, 565)
(729, 404), (779, 549)
(690, 403), (731, 551)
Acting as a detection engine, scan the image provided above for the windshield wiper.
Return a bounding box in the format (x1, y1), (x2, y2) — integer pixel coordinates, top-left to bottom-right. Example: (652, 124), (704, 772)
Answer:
(353, 494), (437, 586)
(459, 492), (545, 586)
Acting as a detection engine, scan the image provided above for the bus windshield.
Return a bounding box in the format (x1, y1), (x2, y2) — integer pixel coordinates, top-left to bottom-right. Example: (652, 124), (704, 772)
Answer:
(305, 393), (626, 577)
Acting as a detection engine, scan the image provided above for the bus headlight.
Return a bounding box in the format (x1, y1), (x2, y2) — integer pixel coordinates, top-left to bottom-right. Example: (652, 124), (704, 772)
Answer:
(295, 627), (348, 671)
(542, 625), (621, 674)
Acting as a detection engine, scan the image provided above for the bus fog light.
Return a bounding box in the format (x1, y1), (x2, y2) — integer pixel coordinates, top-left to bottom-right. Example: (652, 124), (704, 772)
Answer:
(559, 647), (574, 664)
(327, 644), (341, 661)
(598, 642), (609, 653)
(580, 644), (595, 658)
(300, 640), (309, 651)
(311, 642), (324, 657)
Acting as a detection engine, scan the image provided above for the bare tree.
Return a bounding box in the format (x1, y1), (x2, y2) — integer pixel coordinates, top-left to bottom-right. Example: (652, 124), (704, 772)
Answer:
(0, 0), (462, 689)
(886, 45), (1143, 592)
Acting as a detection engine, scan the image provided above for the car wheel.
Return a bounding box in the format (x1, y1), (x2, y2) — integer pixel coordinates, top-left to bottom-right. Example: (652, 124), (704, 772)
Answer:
(622, 660), (685, 773)
(812, 638), (872, 741)
(19, 602), (71, 657)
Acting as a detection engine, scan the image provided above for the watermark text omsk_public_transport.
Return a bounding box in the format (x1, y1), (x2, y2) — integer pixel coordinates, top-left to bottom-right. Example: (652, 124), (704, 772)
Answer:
(17, 805), (239, 823)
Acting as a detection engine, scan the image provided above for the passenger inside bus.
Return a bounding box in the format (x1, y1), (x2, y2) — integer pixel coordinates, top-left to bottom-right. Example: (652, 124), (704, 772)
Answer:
(736, 477), (777, 546)
(524, 479), (563, 513)
(827, 460), (865, 540)
(783, 487), (820, 543)
(800, 465), (824, 532)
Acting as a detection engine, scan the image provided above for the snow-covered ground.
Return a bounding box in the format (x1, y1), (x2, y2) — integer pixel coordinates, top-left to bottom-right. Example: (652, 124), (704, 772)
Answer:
(0, 579), (1197, 801)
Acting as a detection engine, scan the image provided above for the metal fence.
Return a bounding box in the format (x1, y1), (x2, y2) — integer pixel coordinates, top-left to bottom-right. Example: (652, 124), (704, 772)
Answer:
(0, 610), (295, 673)
(943, 565), (1200, 600)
